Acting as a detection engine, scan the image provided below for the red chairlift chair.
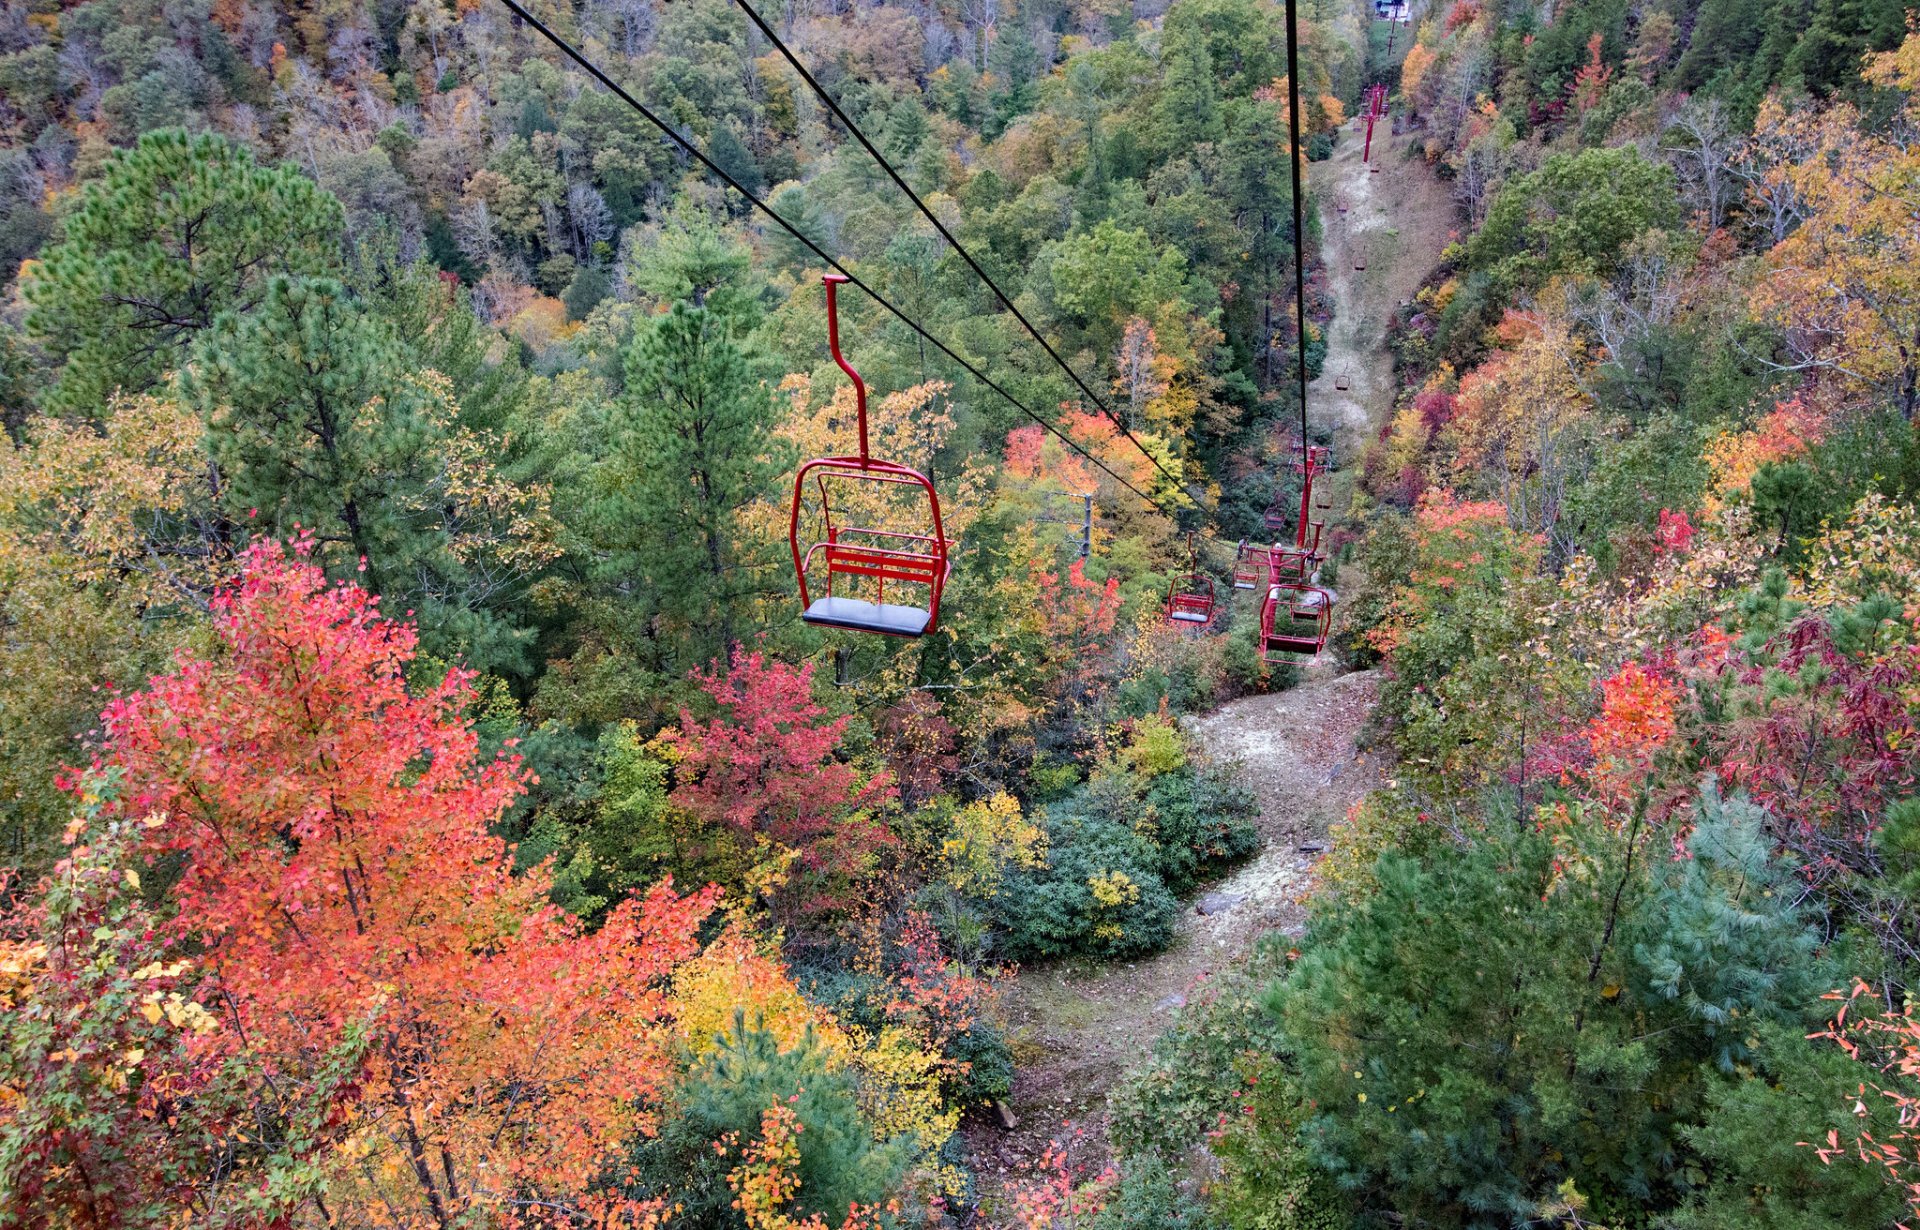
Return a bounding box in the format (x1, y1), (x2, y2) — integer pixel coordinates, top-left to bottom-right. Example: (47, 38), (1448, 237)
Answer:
(1232, 539), (1269, 590)
(789, 274), (952, 638)
(1261, 572), (1334, 661)
(1259, 445), (1336, 660)
(1165, 533), (1216, 626)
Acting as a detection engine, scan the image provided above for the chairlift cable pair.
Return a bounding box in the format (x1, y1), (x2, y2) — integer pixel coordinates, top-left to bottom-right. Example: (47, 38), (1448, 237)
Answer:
(497, 0), (1233, 639)
(494, 0), (1178, 526)
(729, 0), (1205, 511)
(498, 0), (1331, 651)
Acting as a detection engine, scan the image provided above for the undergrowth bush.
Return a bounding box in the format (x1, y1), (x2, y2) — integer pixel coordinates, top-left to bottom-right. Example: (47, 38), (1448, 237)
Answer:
(628, 1019), (909, 1228)
(985, 718), (1258, 961)
(1110, 938), (1292, 1160)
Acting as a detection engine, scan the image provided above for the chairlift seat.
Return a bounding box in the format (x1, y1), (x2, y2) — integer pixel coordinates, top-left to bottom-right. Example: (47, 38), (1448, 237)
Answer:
(1165, 566), (1216, 626)
(789, 275), (952, 637)
(803, 595), (933, 638)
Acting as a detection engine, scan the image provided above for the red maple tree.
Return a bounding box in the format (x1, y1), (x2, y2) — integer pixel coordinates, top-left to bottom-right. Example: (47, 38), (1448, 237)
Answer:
(661, 649), (896, 917)
(97, 537), (718, 1227)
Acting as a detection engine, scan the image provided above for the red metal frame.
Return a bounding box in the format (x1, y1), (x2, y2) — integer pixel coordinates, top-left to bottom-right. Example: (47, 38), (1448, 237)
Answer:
(1232, 539), (1269, 590)
(1361, 84), (1387, 169)
(789, 274), (951, 637)
(1164, 532), (1216, 625)
(1259, 442), (1334, 660)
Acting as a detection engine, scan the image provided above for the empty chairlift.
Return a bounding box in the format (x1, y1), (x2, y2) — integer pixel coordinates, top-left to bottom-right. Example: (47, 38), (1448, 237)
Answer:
(790, 274), (952, 637)
(1259, 444), (1336, 661)
(1165, 533), (1216, 626)
(1233, 539), (1270, 590)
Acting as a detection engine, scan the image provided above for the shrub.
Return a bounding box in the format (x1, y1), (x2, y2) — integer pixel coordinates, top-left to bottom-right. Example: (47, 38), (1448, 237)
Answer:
(990, 810), (1180, 961)
(1110, 938), (1293, 1160)
(628, 1019), (909, 1228)
(1672, 1022), (1907, 1230)
(1266, 786), (1837, 1227)
(1211, 1060), (1351, 1230)
(1088, 1158), (1221, 1229)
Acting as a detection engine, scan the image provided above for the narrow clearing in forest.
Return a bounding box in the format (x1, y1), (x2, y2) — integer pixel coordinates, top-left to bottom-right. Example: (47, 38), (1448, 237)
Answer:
(961, 127), (1453, 1218)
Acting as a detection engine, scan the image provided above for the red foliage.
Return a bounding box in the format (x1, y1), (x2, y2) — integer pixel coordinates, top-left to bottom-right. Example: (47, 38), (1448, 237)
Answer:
(1444, 0), (1480, 32)
(1568, 33), (1614, 113)
(1657, 508), (1696, 554)
(1032, 558), (1124, 709)
(876, 693), (959, 806)
(662, 649), (896, 914)
(1710, 619), (1920, 876)
(1415, 389), (1458, 434)
(99, 537), (717, 1226)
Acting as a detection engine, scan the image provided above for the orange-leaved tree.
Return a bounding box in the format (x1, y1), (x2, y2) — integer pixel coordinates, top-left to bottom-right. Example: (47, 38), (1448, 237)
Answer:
(98, 536), (719, 1228)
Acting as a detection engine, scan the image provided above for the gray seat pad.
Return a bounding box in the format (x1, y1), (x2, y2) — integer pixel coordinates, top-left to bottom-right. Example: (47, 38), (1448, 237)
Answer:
(803, 595), (932, 637)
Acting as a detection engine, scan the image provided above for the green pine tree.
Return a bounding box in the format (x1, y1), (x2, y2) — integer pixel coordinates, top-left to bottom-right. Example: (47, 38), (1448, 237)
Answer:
(1152, 22), (1225, 159)
(1267, 783), (1834, 1227)
(628, 1019), (909, 1228)
(593, 294), (788, 668)
(177, 276), (543, 674)
(25, 129), (344, 418)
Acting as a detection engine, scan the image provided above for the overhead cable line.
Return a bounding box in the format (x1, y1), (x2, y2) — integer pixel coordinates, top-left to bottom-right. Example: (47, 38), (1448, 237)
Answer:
(493, 0), (1187, 527)
(728, 0), (1204, 509)
(1282, 0), (1314, 463)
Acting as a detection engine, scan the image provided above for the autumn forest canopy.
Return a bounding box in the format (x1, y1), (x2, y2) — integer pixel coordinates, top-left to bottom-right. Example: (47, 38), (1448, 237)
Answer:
(4, 0), (1920, 1224)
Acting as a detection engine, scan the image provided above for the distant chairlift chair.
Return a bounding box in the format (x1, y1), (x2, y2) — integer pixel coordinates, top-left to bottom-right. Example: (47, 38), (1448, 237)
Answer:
(1232, 539), (1270, 590)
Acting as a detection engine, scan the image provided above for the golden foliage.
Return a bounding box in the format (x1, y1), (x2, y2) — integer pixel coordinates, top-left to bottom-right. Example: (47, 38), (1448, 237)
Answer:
(943, 792), (1048, 899)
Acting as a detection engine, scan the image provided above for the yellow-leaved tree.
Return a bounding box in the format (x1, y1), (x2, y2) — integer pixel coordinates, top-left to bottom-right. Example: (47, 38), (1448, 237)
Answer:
(1752, 31), (1920, 417)
(0, 395), (226, 875)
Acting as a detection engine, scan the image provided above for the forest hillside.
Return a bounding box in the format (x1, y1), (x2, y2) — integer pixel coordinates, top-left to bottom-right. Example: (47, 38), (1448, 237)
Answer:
(2, 0), (1920, 1226)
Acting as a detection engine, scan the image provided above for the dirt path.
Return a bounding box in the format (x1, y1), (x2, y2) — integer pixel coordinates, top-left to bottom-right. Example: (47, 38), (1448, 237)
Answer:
(960, 675), (1385, 1210)
(1315, 111), (1457, 465)
(959, 127), (1453, 1222)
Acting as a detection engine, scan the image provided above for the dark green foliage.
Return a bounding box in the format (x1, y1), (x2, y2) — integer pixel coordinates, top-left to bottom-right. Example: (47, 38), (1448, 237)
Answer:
(1566, 416), (1712, 567)
(0, 150), (52, 283)
(590, 294), (788, 666)
(1631, 786), (1832, 1071)
(1750, 460), (1820, 555)
(799, 964), (1014, 1110)
(177, 276), (538, 674)
(1672, 0), (1909, 121)
(988, 751), (1257, 961)
(562, 264), (613, 320)
(1211, 1060), (1352, 1230)
(990, 809), (1182, 961)
(1264, 785), (1839, 1228)
(628, 1020), (909, 1229)
(1111, 938), (1292, 1160)
(1672, 1022), (1907, 1230)
(1139, 765), (1262, 896)
(1089, 1159), (1222, 1230)
(944, 1020), (1016, 1108)
(26, 130), (344, 417)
